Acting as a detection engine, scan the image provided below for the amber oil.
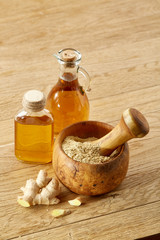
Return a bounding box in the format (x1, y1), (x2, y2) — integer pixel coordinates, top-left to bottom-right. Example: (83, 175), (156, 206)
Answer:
(14, 90), (54, 163)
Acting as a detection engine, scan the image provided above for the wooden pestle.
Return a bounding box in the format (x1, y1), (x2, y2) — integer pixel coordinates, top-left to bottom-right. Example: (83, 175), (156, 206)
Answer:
(94, 108), (149, 156)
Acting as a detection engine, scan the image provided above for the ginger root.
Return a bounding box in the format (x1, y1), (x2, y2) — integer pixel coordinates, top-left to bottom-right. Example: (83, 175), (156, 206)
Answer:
(17, 170), (61, 207)
(68, 196), (86, 206)
(51, 209), (71, 218)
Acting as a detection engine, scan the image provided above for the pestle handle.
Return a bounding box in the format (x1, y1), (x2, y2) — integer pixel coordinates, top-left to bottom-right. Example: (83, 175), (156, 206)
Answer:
(96, 108), (149, 156)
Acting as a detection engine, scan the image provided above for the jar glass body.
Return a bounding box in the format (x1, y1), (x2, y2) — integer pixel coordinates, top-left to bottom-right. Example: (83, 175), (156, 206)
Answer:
(14, 108), (54, 163)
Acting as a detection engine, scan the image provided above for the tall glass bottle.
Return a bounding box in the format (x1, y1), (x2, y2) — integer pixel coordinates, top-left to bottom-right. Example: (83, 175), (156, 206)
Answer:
(46, 48), (91, 136)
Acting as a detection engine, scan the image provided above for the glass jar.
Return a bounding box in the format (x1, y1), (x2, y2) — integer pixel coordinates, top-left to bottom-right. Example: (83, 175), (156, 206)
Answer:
(15, 90), (54, 163)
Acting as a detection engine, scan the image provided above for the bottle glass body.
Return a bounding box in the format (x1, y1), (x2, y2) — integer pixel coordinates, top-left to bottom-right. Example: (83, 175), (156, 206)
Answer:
(14, 109), (54, 163)
(46, 73), (89, 136)
(46, 48), (90, 136)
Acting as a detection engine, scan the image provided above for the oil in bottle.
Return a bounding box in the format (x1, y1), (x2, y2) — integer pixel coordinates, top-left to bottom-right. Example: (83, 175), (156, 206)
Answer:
(46, 48), (90, 136)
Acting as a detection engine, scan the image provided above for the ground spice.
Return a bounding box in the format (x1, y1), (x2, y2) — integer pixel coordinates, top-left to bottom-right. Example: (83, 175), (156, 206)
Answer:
(62, 136), (119, 164)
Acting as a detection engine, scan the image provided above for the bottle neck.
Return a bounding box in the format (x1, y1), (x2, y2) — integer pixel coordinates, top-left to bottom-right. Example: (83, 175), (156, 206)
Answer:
(59, 64), (78, 81)
(23, 107), (45, 114)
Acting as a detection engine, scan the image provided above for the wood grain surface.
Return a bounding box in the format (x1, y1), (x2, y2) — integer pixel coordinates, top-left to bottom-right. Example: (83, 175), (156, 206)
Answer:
(0, 0), (160, 239)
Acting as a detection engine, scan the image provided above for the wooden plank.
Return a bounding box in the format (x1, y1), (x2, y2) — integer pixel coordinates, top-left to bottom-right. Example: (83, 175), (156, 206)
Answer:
(1, 144), (159, 239)
(1, 57), (160, 110)
(1, 0), (160, 21)
(1, 40), (160, 113)
(89, 61), (160, 102)
(0, 0), (160, 239)
(0, 0), (160, 148)
(0, 110), (159, 174)
(1, 0), (160, 48)
(1, 38), (160, 103)
(8, 201), (160, 240)
(0, 85), (159, 145)
(90, 86), (160, 123)
(0, 110), (160, 173)
(0, 0), (160, 106)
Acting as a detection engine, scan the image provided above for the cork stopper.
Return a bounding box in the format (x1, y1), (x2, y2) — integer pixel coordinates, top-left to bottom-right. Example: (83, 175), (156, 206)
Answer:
(22, 90), (46, 112)
(61, 50), (77, 62)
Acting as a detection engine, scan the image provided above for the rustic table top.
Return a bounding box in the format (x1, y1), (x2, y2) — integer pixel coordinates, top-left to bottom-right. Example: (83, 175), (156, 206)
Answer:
(0, 0), (160, 239)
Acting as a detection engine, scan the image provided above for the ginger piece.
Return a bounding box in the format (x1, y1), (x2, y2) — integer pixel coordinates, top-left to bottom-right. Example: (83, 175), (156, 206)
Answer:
(68, 196), (86, 206)
(51, 209), (71, 218)
(18, 179), (39, 207)
(33, 178), (60, 205)
(17, 170), (61, 207)
(36, 169), (52, 188)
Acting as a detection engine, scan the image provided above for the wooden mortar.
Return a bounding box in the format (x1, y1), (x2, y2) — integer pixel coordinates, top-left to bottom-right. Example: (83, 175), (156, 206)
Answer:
(53, 108), (149, 195)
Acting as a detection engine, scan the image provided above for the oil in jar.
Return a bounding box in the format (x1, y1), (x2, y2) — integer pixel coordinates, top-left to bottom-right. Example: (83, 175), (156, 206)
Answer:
(15, 90), (54, 163)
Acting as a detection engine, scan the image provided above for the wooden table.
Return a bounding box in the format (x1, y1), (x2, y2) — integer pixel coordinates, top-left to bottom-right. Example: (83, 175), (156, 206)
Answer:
(0, 0), (160, 239)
